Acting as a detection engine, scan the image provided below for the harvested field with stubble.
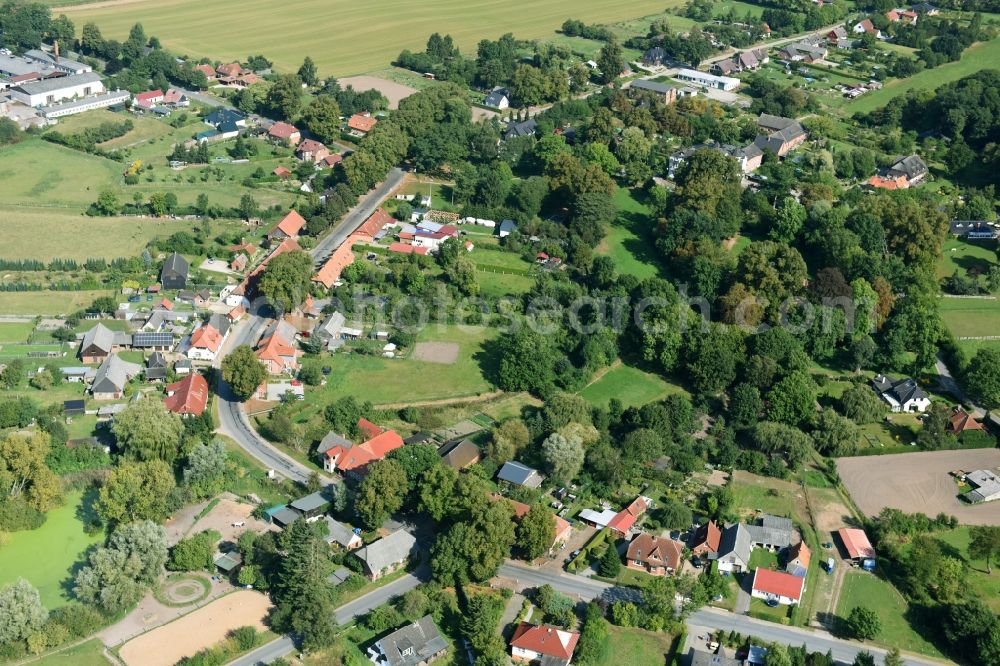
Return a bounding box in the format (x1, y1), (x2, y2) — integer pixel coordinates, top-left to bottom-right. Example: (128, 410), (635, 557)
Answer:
(837, 448), (1000, 525)
(118, 591), (271, 666)
(411, 341), (460, 364)
(337, 75), (417, 109)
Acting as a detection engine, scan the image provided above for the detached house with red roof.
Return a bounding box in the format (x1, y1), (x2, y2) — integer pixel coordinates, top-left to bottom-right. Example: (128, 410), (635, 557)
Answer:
(163, 372), (209, 416)
(627, 532), (685, 576)
(187, 322), (224, 361)
(751, 568), (805, 605)
(255, 331), (301, 375)
(267, 210), (307, 243)
(691, 520), (722, 557)
(853, 18), (884, 38)
(296, 139), (330, 163)
(268, 121), (301, 146)
(194, 63), (216, 80)
(133, 89), (164, 108)
(347, 113), (377, 136)
(607, 495), (651, 536)
(510, 623), (579, 666)
(318, 418), (404, 479)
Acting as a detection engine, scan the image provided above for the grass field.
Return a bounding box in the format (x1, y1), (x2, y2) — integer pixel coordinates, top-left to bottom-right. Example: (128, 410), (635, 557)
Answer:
(30, 638), (110, 666)
(0, 490), (102, 608)
(933, 526), (1000, 613)
(61, 0), (676, 76)
(0, 290), (114, 316)
(938, 297), (1000, 354)
(848, 37), (1000, 114)
(836, 571), (942, 656)
(593, 626), (677, 666)
(937, 238), (997, 280)
(577, 362), (684, 408)
(0, 139), (122, 208)
(0, 321), (37, 342)
(598, 188), (663, 280)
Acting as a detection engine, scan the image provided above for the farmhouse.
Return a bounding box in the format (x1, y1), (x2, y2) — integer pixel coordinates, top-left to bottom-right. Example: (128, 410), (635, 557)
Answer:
(949, 221), (998, 241)
(497, 461), (544, 488)
(777, 41), (829, 62)
(504, 118), (538, 140)
(347, 113), (377, 136)
(607, 496), (651, 536)
(668, 140), (762, 178)
(79, 323), (127, 363)
(313, 241), (357, 289)
(949, 406), (984, 433)
(629, 79), (677, 104)
(716, 523), (752, 573)
(320, 420), (404, 477)
(160, 252), (189, 289)
(885, 154), (929, 185)
(871, 374), (930, 413)
(91, 354), (141, 400)
(785, 540), (811, 577)
(691, 520), (722, 557)
(267, 210), (307, 242)
(510, 623), (579, 665)
(484, 87), (511, 109)
(745, 514), (794, 551)
(354, 528), (417, 580)
(163, 372), (209, 416)
(755, 114), (807, 157)
(751, 567), (805, 605)
(296, 138), (330, 163)
(255, 330), (301, 374)
(838, 527), (876, 562)
(187, 323), (225, 361)
(133, 89), (164, 108)
(438, 438), (482, 470)
(963, 469), (1000, 504)
(910, 1), (938, 14)
(9, 71), (104, 107)
(626, 532), (685, 576)
(673, 68), (740, 91)
(711, 48), (768, 76)
(323, 516), (363, 550)
(368, 615), (448, 666)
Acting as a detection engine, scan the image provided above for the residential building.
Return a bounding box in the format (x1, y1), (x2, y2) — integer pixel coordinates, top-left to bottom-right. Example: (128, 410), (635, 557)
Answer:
(745, 514), (793, 551)
(354, 528), (417, 580)
(313, 241), (357, 289)
(607, 496), (651, 536)
(629, 79), (677, 104)
(131, 331), (174, 352)
(825, 26), (849, 43)
(268, 121), (301, 145)
(504, 118), (537, 140)
(785, 541), (811, 577)
(910, 2), (939, 14)
(884, 154), (929, 185)
(484, 87), (510, 109)
(296, 138), (330, 163)
(688, 648), (742, 666)
(163, 372), (209, 416)
(963, 469), (1000, 504)
(320, 418), (404, 477)
(438, 438), (481, 469)
(187, 323), (224, 361)
(948, 406), (984, 433)
(626, 532), (685, 575)
(691, 520), (722, 557)
(367, 615), (448, 666)
(754, 114), (807, 157)
(853, 19), (883, 38)
(871, 374), (931, 413)
(716, 523), (752, 573)
(160, 252), (189, 289)
(323, 516), (363, 550)
(641, 46), (668, 67)
(267, 210), (307, 242)
(837, 527), (876, 561)
(499, 220), (518, 237)
(668, 140), (763, 178)
(133, 89), (164, 108)
(510, 623), (579, 666)
(777, 41), (829, 62)
(79, 323), (117, 363)
(502, 496), (572, 549)
(348, 113), (377, 135)
(90, 354), (141, 400)
(145, 352), (168, 381)
(9, 71), (105, 107)
(288, 491), (329, 522)
(673, 68), (740, 91)
(497, 461), (544, 488)
(949, 221), (998, 241)
(314, 311), (346, 349)
(256, 331), (302, 374)
(710, 48), (768, 76)
(750, 567), (805, 605)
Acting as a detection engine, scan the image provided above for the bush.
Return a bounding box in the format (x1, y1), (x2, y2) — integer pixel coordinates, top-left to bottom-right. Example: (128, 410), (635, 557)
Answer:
(230, 626), (258, 651)
(0, 498), (46, 532)
(168, 530), (221, 571)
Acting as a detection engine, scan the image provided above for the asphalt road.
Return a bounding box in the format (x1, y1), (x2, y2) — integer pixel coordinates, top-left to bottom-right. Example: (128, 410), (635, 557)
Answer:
(496, 563), (950, 666)
(227, 571), (426, 666)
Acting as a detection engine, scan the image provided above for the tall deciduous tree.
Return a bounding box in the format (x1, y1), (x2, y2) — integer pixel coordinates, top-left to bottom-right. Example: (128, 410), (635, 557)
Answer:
(113, 399), (184, 463)
(517, 503), (555, 560)
(541, 432), (584, 484)
(0, 431), (60, 512)
(969, 525), (1000, 574)
(356, 459), (407, 529)
(0, 579), (47, 647)
(267, 73), (304, 120)
(258, 250), (313, 313)
(222, 345), (268, 401)
(300, 95), (342, 144)
(98, 460), (175, 525)
(964, 349), (1000, 408)
(297, 56), (318, 86)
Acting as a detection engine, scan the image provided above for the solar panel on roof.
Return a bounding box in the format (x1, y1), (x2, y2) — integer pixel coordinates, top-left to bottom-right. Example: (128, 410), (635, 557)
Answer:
(132, 332), (173, 347)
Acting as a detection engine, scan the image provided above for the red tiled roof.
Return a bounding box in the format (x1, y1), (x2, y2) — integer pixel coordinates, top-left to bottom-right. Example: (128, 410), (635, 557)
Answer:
(195, 64), (216, 78)
(348, 113), (377, 133)
(270, 210), (307, 238)
(322, 153), (343, 167)
(135, 89), (163, 105)
(438, 225), (459, 237)
(752, 568), (805, 601)
(510, 623), (579, 660)
(269, 122), (300, 141)
(227, 304), (246, 321)
(357, 417), (383, 440)
(867, 174), (908, 190)
(190, 324), (223, 352)
(388, 242), (428, 255)
(156, 297), (173, 311)
(787, 540), (811, 568)
(313, 241), (356, 289)
(627, 532), (684, 571)
(273, 166), (291, 178)
(694, 520), (722, 552)
(163, 372), (208, 416)
(216, 62), (243, 78)
(297, 139), (327, 155)
(838, 528), (875, 560)
(949, 407), (984, 433)
(325, 428), (403, 472)
(355, 208), (394, 239)
(256, 333), (299, 367)
(607, 496), (649, 533)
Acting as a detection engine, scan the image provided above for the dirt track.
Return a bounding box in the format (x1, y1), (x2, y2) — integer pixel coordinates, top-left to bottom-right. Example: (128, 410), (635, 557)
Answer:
(118, 591), (271, 666)
(837, 448), (1000, 525)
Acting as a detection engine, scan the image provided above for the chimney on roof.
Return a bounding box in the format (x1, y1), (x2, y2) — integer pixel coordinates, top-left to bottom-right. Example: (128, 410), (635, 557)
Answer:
(53, 40), (59, 63)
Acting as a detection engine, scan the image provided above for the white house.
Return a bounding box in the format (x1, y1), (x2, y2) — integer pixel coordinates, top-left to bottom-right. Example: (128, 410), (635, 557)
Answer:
(673, 68), (740, 91)
(871, 374), (931, 413)
(9, 72), (105, 107)
(750, 568), (805, 605)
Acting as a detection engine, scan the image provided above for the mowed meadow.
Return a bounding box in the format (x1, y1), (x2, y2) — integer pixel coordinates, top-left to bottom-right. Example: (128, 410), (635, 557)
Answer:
(60, 0), (675, 76)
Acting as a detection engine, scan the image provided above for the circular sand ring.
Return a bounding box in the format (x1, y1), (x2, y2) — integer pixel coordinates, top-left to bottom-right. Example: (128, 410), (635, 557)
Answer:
(159, 575), (210, 606)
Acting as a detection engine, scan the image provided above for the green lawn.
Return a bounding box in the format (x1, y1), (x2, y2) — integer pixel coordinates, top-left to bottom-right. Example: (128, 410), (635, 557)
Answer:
(937, 238), (997, 280)
(63, 0), (678, 76)
(0, 139), (122, 208)
(933, 526), (1000, 613)
(29, 638), (110, 666)
(848, 37), (1000, 114)
(0, 490), (102, 608)
(749, 548), (779, 571)
(836, 571), (943, 656)
(297, 324), (498, 411)
(468, 247), (534, 273)
(0, 321), (37, 342)
(729, 472), (806, 525)
(577, 362), (685, 409)
(748, 597), (790, 623)
(938, 297), (1000, 355)
(592, 625), (677, 666)
(598, 188), (663, 279)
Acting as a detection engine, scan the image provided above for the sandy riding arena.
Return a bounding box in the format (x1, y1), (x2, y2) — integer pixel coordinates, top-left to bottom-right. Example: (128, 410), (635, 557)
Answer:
(837, 448), (1000, 525)
(118, 591), (271, 666)
(412, 341), (460, 364)
(337, 75), (417, 109)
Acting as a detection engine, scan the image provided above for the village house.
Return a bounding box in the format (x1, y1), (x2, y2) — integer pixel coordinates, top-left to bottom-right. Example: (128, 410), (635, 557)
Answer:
(691, 520), (722, 558)
(145, 352), (168, 381)
(745, 514), (794, 551)
(296, 138), (330, 163)
(755, 114), (808, 157)
(948, 406), (984, 434)
(484, 87), (510, 109)
(268, 121), (301, 146)
(160, 252), (189, 290)
(607, 496), (651, 537)
(347, 113), (377, 136)
(312, 311), (347, 350)
(950, 221), (998, 241)
(785, 540), (811, 577)
(751, 567), (806, 605)
(230, 253), (248, 272)
(367, 615), (448, 666)
(187, 322), (225, 361)
(313, 241), (357, 290)
(133, 89), (164, 108)
(641, 46), (668, 67)
(668, 140), (763, 178)
(255, 330), (301, 374)
(628, 79), (677, 104)
(267, 210), (307, 243)
(323, 516), (363, 550)
(90, 354), (141, 400)
(777, 40), (829, 62)
(626, 532), (685, 576)
(163, 372), (209, 416)
(504, 118), (537, 140)
(510, 623), (579, 666)
(78, 323), (130, 363)
(853, 19), (884, 39)
(910, 2), (938, 14)
(716, 523), (752, 573)
(871, 374), (931, 412)
(711, 48), (768, 76)
(439, 438), (482, 470)
(354, 528), (417, 580)
(497, 461), (545, 488)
